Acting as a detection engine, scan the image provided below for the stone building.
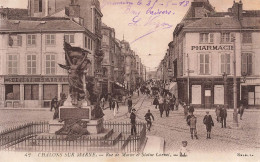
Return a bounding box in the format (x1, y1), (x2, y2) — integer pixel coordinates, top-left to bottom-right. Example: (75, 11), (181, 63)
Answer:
(0, 0), (103, 108)
(171, 0), (260, 108)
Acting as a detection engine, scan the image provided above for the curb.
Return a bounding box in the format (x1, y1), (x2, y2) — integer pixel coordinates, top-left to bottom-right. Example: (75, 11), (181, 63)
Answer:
(143, 136), (165, 153)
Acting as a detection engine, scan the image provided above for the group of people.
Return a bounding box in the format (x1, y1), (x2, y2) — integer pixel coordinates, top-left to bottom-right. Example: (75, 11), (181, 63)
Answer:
(153, 93), (179, 118)
(184, 105), (214, 140)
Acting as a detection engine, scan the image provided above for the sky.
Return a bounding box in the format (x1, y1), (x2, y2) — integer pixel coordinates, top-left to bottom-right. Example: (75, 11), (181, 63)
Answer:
(1, 0), (260, 71)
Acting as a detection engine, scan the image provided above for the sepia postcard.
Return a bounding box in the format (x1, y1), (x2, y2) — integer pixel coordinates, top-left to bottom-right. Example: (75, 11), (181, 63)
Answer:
(0, 0), (259, 162)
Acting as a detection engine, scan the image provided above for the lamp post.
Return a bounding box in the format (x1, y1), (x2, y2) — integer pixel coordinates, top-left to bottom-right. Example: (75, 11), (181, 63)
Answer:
(232, 36), (238, 127)
(222, 72), (229, 108)
(186, 53), (190, 106)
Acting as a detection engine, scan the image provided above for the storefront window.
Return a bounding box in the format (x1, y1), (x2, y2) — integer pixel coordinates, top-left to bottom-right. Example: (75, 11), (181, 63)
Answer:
(24, 85), (39, 100)
(62, 84), (69, 97)
(43, 84), (58, 100)
(5, 84), (20, 100)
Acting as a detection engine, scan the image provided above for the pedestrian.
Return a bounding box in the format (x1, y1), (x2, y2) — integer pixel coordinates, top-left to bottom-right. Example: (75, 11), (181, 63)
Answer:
(203, 111), (214, 139)
(220, 106), (227, 128)
(164, 97), (170, 117)
(179, 141), (188, 157)
(215, 105), (221, 122)
(137, 89), (140, 96)
(53, 100), (59, 119)
(153, 95), (159, 109)
(169, 96), (175, 111)
(144, 110), (155, 131)
(187, 114), (198, 139)
(108, 94), (112, 110)
(158, 96), (164, 117)
(183, 103), (188, 119)
(112, 99), (119, 117)
(239, 101), (245, 120)
(130, 108), (137, 136)
(127, 96), (133, 113)
(50, 96), (58, 111)
(100, 96), (105, 110)
(175, 98), (179, 110)
(188, 105), (194, 115)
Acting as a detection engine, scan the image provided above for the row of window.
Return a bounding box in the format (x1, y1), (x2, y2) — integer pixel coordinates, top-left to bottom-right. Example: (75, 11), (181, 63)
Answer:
(5, 84), (69, 100)
(199, 32), (252, 44)
(9, 34), (75, 46)
(7, 54), (56, 75)
(8, 34), (93, 50)
(198, 53), (253, 75)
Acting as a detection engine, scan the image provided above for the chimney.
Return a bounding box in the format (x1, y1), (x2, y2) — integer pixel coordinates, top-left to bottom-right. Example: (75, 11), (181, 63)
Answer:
(45, 0), (49, 16)
(232, 1), (243, 20)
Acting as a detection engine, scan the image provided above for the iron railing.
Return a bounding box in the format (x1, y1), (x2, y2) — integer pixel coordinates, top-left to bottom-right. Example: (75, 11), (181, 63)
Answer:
(0, 121), (146, 153)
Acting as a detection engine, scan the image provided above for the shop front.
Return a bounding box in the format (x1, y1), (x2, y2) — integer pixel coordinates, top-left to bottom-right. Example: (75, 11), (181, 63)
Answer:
(177, 77), (240, 109)
(241, 78), (260, 108)
(3, 75), (69, 108)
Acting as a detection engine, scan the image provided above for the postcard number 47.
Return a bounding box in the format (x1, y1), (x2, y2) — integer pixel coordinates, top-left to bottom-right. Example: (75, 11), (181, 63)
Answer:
(24, 153), (32, 157)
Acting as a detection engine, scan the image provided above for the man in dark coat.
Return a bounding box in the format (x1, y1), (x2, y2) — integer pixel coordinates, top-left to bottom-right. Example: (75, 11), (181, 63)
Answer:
(158, 96), (164, 117)
(127, 96), (133, 113)
(108, 94), (112, 110)
(188, 106), (195, 115)
(164, 98), (170, 117)
(144, 110), (155, 131)
(220, 106), (227, 128)
(130, 108), (137, 135)
(203, 111), (214, 139)
(50, 96), (58, 111)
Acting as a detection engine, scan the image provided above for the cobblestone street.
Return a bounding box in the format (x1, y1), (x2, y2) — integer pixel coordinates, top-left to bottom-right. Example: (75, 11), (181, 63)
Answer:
(0, 93), (260, 155)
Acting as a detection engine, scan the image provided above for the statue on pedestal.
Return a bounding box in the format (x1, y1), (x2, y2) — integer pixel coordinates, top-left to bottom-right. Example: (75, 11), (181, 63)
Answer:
(59, 42), (91, 107)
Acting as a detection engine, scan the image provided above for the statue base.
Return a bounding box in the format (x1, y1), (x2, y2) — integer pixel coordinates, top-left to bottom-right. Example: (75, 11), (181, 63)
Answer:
(86, 118), (104, 134)
(59, 105), (91, 120)
(49, 120), (64, 134)
(49, 104), (104, 135)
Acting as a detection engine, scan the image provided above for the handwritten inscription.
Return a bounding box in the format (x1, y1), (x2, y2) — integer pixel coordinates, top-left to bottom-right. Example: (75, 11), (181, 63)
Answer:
(101, 0), (189, 43)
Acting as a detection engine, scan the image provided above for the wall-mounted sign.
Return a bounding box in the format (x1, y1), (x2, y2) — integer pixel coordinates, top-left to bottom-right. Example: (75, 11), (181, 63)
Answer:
(4, 76), (68, 83)
(205, 90), (211, 96)
(191, 45), (234, 51)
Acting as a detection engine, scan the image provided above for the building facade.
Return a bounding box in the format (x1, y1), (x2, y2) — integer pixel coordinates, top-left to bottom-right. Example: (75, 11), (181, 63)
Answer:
(0, 0), (103, 108)
(172, 0), (260, 108)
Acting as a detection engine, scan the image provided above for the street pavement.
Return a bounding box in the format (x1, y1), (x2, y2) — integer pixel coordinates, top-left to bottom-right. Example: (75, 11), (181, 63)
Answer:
(0, 92), (260, 155)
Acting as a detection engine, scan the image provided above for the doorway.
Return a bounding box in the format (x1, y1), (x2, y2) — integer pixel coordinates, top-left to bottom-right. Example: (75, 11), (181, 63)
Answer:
(205, 89), (212, 108)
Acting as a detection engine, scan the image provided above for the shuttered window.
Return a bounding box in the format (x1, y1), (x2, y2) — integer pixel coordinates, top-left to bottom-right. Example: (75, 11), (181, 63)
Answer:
(221, 53), (231, 74)
(200, 54), (210, 74)
(242, 53), (253, 75)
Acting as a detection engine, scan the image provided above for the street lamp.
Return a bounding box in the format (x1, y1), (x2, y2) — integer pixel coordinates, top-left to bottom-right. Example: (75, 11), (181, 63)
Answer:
(222, 72), (229, 108)
(232, 36), (238, 127)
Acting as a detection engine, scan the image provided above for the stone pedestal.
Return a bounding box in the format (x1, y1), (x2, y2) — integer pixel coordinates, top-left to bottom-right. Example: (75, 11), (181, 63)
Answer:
(86, 118), (104, 134)
(49, 103), (104, 135)
(49, 120), (64, 134)
(59, 105), (92, 120)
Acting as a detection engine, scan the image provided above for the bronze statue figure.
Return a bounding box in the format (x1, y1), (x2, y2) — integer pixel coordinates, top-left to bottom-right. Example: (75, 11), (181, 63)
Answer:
(59, 42), (91, 106)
